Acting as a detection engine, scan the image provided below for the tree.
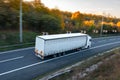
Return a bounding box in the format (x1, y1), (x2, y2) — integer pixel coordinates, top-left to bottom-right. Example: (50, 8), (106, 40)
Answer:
(50, 9), (65, 30)
(83, 20), (94, 27)
(117, 21), (120, 32)
(71, 11), (83, 30)
(71, 11), (80, 20)
(83, 20), (95, 32)
(117, 21), (120, 27)
(0, 0), (19, 30)
(39, 15), (61, 33)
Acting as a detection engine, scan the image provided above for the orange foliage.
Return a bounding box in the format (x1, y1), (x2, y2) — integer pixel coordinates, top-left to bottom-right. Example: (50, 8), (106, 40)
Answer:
(71, 11), (80, 20)
(117, 22), (120, 27)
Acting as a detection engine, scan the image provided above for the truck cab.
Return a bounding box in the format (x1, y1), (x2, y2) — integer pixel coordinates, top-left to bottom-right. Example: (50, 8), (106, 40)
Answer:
(84, 35), (92, 49)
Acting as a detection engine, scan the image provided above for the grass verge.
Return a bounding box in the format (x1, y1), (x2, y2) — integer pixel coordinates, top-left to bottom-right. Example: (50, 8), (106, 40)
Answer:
(81, 48), (120, 80)
(0, 43), (34, 52)
(0, 31), (39, 52)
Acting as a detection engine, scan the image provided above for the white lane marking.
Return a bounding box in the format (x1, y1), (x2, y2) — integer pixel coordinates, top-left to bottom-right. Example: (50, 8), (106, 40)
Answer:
(0, 56), (24, 63)
(90, 41), (120, 50)
(0, 47), (34, 55)
(97, 39), (116, 43)
(97, 40), (106, 42)
(0, 41), (120, 76)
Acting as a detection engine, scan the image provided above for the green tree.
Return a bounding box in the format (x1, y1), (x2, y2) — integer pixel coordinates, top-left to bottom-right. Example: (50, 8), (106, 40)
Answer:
(39, 15), (61, 33)
(0, 0), (19, 30)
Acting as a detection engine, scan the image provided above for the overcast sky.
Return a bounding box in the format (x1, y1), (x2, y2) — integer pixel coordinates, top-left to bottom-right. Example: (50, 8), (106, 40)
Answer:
(26, 0), (120, 18)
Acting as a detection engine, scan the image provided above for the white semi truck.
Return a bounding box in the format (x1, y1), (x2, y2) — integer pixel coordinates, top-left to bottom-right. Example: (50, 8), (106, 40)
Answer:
(35, 33), (92, 59)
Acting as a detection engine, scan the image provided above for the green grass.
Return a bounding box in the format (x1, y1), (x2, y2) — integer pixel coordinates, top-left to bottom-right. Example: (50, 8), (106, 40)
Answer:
(0, 31), (39, 52)
(0, 31), (38, 45)
(0, 43), (34, 52)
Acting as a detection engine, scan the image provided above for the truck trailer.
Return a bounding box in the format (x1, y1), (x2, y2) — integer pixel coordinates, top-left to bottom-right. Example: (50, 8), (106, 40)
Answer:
(35, 33), (92, 59)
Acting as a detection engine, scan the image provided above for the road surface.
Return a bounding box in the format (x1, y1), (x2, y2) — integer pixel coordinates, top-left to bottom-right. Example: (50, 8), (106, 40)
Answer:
(0, 36), (120, 80)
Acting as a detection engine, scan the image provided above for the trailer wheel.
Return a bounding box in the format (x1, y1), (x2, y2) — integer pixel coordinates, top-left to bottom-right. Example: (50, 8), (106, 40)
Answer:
(58, 53), (61, 56)
(53, 54), (57, 58)
(63, 52), (66, 55)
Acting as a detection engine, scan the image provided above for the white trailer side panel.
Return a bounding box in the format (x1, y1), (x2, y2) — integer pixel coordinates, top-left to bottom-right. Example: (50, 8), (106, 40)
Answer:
(35, 37), (44, 55)
(44, 36), (87, 56)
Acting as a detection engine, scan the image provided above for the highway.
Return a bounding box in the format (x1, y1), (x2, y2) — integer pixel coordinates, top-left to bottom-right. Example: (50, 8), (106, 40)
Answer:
(0, 36), (120, 80)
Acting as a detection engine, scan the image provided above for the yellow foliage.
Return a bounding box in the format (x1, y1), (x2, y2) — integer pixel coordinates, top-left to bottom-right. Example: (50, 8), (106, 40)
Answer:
(109, 22), (114, 26)
(101, 22), (115, 26)
(71, 11), (80, 20)
(117, 22), (120, 27)
(83, 20), (94, 26)
(101, 21), (107, 25)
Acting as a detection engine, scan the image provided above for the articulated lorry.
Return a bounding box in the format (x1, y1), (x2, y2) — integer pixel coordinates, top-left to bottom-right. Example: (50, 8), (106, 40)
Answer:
(35, 33), (92, 59)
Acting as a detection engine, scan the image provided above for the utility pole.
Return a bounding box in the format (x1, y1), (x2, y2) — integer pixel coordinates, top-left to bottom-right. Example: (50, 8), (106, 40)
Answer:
(100, 12), (105, 36)
(100, 15), (103, 36)
(20, 0), (23, 43)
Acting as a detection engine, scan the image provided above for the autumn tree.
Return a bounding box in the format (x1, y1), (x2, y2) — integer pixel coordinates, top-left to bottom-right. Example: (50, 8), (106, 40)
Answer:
(83, 20), (94, 27)
(83, 20), (95, 32)
(117, 21), (120, 27)
(117, 21), (120, 32)
(71, 11), (83, 30)
(71, 11), (80, 20)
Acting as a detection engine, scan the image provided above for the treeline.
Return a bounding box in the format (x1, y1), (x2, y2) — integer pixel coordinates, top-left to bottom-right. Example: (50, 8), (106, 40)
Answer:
(0, 0), (120, 34)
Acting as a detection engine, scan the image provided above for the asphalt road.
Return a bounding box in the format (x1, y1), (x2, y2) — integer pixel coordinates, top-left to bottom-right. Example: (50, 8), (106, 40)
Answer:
(0, 36), (120, 80)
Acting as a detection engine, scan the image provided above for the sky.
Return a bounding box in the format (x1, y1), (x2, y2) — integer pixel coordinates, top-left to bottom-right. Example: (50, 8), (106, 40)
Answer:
(25, 0), (120, 18)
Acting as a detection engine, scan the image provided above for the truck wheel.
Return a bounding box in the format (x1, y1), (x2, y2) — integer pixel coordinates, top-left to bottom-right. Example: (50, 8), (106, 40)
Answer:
(87, 46), (90, 49)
